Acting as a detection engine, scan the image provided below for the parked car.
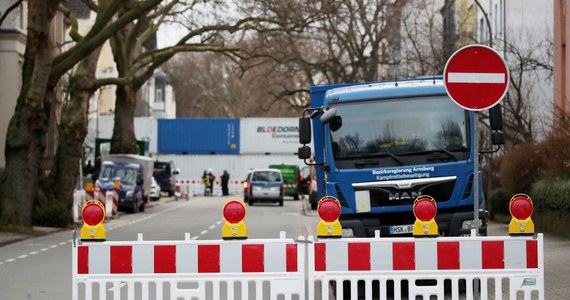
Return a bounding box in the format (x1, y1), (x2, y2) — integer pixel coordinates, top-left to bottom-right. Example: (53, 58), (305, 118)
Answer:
(153, 160), (179, 197)
(243, 168), (284, 206)
(149, 177), (161, 201)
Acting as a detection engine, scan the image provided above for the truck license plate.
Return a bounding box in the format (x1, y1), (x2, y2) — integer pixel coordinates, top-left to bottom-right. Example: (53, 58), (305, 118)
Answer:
(390, 225), (413, 235)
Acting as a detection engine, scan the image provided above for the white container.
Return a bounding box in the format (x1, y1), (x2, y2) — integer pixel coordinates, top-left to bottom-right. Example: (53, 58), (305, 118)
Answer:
(239, 118), (301, 154)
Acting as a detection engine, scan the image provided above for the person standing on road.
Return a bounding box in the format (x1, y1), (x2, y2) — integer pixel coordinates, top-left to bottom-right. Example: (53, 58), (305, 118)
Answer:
(202, 170), (212, 196)
(221, 170), (230, 196)
(207, 168), (215, 196)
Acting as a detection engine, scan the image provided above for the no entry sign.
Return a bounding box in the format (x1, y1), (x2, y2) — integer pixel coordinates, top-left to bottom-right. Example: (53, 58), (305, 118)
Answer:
(443, 45), (509, 111)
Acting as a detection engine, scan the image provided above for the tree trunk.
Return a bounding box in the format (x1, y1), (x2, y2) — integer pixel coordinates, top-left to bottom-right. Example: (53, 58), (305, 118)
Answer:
(0, 1), (60, 227)
(109, 0), (139, 155)
(110, 85), (138, 154)
(49, 53), (102, 221)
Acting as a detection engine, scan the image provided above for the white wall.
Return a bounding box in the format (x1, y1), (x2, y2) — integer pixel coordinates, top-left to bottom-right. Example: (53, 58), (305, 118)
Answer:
(156, 153), (305, 183)
(156, 154), (307, 197)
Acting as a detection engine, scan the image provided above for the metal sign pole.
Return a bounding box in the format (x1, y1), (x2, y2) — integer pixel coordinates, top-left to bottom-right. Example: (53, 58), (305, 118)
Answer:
(473, 112), (480, 233)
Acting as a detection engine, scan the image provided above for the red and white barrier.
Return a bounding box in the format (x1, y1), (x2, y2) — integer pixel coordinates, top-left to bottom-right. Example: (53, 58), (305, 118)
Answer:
(307, 233), (544, 300)
(112, 186), (119, 216)
(72, 230), (544, 299)
(73, 233), (306, 299)
(73, 190), (87, 223)
(176, 178), (244, 198)
(86, 189), (95, 201)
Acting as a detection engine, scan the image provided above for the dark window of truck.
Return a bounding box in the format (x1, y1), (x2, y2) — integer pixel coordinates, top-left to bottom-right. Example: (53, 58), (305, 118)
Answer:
(329, 96), (469, 168)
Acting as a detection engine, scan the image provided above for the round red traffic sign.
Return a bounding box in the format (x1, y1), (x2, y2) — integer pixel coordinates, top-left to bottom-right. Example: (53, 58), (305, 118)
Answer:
(443, 45), (509, 111)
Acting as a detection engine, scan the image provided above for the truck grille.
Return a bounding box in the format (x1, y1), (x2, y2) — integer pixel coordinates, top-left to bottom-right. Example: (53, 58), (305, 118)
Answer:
(353, 176), (456, 207)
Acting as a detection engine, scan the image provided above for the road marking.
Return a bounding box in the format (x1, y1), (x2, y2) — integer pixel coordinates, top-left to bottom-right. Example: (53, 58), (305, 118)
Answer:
(0, 201), (218, 267)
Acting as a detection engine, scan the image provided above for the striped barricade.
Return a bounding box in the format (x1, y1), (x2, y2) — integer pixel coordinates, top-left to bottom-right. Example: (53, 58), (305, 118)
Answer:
(72, 233), (305, 300)
(307, 233), (544, 300)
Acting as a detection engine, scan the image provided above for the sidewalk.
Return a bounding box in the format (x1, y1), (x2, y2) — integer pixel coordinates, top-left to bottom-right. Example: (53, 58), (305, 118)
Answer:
(0, 226), (62, 247)
(0, 195), (177, 247)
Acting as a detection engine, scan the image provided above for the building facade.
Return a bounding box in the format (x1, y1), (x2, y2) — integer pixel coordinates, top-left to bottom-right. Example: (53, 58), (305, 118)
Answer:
(0, 1), (27, 168)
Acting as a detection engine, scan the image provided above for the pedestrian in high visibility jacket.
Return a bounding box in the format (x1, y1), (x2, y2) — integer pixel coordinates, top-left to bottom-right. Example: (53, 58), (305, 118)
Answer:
(202, 170), (212, 196)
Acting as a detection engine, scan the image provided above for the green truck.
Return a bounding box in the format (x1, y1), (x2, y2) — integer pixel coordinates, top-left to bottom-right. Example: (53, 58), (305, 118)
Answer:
(268, 164), (301, 200)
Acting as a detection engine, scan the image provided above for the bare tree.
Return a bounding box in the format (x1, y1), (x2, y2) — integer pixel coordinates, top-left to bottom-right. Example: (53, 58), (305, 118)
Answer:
(0, 0), (163, 227)
(235, 0), (408, 108)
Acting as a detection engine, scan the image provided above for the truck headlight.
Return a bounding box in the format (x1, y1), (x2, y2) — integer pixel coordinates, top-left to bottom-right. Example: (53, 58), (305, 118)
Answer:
(342, 228), (354, 237)
(126, 190), (134, 199)
(461, 219), (473, 230)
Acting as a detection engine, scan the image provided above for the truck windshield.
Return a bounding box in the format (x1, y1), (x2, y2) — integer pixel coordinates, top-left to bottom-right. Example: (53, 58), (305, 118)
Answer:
(329, 95), (469, 168)
(100, 166), (137, 184)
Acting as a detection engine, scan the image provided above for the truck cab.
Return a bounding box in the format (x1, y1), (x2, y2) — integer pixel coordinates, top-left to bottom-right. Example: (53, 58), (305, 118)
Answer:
(299, 78), (502, 237)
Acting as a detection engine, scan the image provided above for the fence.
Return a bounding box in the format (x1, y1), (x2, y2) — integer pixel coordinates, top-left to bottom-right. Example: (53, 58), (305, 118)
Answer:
(306, 232), (544, 300)
(72, 232), (305, 300)
(72, 232), (544, 300)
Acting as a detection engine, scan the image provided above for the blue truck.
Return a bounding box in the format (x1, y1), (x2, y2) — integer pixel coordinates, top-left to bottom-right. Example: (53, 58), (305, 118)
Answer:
(298, 78), (504, 237)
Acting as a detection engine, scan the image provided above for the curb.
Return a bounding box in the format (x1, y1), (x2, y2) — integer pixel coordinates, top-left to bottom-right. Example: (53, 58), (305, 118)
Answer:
(0, 227), (66, 248)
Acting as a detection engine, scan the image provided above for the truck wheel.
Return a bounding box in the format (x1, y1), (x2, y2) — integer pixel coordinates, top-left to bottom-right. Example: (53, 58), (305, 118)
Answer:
(130, 201), (138, 214)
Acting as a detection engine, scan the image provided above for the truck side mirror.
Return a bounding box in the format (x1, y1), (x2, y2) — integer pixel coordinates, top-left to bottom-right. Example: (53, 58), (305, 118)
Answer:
(491, 131), (504, 145)
(299, 116), (312, 144)
(320, 107), (337, 124)
(490, 104), (503, 131)
(298, 146), (312, 159)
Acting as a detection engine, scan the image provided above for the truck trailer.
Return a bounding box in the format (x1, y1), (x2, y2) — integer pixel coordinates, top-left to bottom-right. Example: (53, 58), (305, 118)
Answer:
(298, 77), (504, 237)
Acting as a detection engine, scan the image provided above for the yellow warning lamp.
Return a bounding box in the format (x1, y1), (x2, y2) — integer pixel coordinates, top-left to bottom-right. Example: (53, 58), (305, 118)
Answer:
(221, 199), (248, 240)
(113, 181), (121, 189)
(508, 193), (535, 235)
(80, 200), (106, 241)
(85, 182), (94, 193)
(316, 196), (342, 238)
(413, 195), (438, 237)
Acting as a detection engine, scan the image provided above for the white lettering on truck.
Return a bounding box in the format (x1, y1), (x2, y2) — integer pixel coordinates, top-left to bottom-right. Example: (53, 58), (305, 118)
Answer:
(372, 166), (435, 181)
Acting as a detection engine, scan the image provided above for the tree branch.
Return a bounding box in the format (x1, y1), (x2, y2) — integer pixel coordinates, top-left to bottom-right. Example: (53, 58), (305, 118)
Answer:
(59, 4), (82, 41)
